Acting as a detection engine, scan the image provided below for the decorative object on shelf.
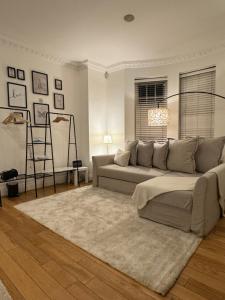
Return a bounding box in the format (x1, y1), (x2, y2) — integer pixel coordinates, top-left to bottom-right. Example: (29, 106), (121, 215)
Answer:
(33, 137), (45, 143)
(54, 93), (64, 110)
(148, 107), (168, 126)
(7, 82), (27, 108)
(73, 160), (82, 168)
(33, 102), (49, 125)
(103, 134), (112, 154)
(55, 79), (62, 90)
(32, 71), (49, 95)
(1, 169), (18, 181)
(7, 66), (16, 78)
(53, 115), (69, 122)
(17, 69), (25, 80)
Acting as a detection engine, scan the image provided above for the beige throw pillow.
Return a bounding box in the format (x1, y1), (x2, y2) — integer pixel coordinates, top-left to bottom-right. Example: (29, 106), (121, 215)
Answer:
(137, 141), (154, 167)
(195, 136), (225, 173)
(153, 142), (169, 170)
(167, 138), (198, 174)
(114, 149), (130, 167)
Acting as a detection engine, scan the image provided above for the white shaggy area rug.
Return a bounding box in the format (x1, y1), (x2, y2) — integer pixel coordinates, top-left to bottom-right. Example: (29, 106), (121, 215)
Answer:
(0, 281), (12, 300)
(16, 186), (201, 295)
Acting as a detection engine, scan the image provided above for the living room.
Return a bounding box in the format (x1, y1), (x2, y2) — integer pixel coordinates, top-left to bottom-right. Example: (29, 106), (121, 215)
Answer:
(0, 0), (225, 299)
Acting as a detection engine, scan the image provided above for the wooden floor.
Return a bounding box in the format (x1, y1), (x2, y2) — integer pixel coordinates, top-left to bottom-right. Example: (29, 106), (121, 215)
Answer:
(0, 185), (225, 300)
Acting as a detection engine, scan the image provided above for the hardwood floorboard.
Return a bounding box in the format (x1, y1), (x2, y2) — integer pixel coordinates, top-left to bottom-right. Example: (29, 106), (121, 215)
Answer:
(185, 278), (225, 300)
(43, 260), (77, 289)
(6, 230), (51, 265)
(0, 245), (49, 300)
(0, 268), (25, 300)
(8, 246), (74, 300)
(68, 281), (101, 300)
(86, 277), (129, 300)
(0, 184), (225, 300)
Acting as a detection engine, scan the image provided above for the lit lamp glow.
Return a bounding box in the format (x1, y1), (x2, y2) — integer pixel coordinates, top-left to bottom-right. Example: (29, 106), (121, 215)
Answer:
(148, 108), (168, 126)
(103, 135), (112, 154)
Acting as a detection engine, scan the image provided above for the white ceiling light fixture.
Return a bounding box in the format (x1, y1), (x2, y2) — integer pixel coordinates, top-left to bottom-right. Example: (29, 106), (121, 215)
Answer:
(124, 14), (135, 22)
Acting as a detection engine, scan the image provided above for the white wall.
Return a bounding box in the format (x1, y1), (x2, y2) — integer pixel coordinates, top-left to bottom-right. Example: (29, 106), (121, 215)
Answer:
(88, 69), (107, 158)
(0, 42), (89, 191)
(123, 50), (225, 141)
(106, 70), (125, 153)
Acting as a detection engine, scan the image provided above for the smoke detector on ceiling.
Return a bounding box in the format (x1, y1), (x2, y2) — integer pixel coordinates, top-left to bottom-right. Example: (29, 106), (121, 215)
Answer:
(124, 14), (135, 22)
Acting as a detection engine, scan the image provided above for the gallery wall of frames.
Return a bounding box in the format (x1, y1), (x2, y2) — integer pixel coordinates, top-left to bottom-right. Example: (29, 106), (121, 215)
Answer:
(6, 65), (65, 125)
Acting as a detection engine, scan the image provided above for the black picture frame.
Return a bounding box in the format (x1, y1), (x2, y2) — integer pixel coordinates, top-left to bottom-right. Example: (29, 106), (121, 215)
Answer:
(17, 69), (25, 80)
(32, 71), (49, 95)
(33, 103), (50, 125)
(7, 82), (27, 108)
(7, 66), (16, 78)
(55, 79), (62, 90)
(54, 93), (64, 110)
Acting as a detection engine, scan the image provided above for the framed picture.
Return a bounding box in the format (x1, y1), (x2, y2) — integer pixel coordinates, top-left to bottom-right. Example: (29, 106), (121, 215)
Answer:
(33, 103), (50, 125)
(7, 82), (27, 108)
(7, 66), (16, 78)
(32, 71), (49, 95)
(17, 69), (25, 80)
(55, 79), (62, 90)
(54, 93), (64, 110)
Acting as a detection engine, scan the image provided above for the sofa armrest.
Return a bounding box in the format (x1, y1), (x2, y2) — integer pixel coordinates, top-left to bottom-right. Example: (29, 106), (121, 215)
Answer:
(191, 168), (221, 236)
(92, 155), (115, 186)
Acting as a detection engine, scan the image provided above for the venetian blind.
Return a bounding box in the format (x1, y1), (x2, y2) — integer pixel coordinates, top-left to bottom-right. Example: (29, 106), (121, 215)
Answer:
(135, 79), (167, 141)
(179, 67), (216, 139)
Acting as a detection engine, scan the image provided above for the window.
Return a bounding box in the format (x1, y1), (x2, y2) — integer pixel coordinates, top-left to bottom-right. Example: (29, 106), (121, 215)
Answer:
(135, 79), (167, 141)
(179, 67), (216, 139)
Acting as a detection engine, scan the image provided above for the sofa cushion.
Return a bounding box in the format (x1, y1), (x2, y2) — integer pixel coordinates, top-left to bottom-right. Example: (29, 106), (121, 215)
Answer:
(151, 190), (193, 211)
(153, 142), (169, 170)
(167, 138), (198, 174)
(114, 149), (130, 167)
(137, 141), (154, 167)
(97, 164), (169, 184)
(125, 140), (138, 166)
(195, 136), (225, 173)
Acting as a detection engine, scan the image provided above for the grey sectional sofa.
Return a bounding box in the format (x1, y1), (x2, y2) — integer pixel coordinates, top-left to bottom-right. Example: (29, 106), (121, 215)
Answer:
(92, 138), (225, 237)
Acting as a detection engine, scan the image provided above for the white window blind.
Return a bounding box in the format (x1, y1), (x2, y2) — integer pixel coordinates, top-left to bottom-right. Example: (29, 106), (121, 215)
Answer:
(135, 79), (167, 141)
(179, 67), (216, 139)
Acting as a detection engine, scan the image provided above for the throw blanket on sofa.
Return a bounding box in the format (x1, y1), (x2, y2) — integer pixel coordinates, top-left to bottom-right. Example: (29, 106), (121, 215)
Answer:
(132, 176), (199, 210)
(208, 164), (225, 216)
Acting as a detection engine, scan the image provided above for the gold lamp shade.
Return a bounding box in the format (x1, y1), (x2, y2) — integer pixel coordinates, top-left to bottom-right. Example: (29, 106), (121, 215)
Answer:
(148, 108), (168, 126)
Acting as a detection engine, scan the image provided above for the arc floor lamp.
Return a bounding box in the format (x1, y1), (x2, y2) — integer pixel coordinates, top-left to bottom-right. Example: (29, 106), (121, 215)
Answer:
(148, 91), (225, 127)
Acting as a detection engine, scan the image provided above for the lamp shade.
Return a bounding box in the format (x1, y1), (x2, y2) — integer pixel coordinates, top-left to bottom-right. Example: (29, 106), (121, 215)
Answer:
(148, 108), (168, 126)
(103, 135), (112, 144)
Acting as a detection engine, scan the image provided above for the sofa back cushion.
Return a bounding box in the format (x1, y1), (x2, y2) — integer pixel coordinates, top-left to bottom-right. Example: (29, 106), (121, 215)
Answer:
(114, 149), (130, 167)
(195, 137), (225, 173)
(137, 141), (154, 167)
(153, 142), (169, 170)
(125, 140), (138, 166)
(167, 138), (198, 174)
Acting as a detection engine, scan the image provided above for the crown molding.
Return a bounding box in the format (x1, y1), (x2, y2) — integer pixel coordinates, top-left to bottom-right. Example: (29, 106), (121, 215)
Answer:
(75, 60), (106, 73)
(107, 42), (225, 73)
(1, 32), (225, 73)
(0, 33), (76, 67)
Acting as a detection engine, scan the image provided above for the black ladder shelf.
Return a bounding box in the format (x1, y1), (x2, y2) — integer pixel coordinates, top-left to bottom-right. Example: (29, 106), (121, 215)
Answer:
(41, 112), (79, 191)
(27, 120), (56, 197)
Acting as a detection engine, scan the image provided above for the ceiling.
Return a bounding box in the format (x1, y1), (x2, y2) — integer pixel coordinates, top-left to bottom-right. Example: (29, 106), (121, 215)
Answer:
(1, 0), (225, 67)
